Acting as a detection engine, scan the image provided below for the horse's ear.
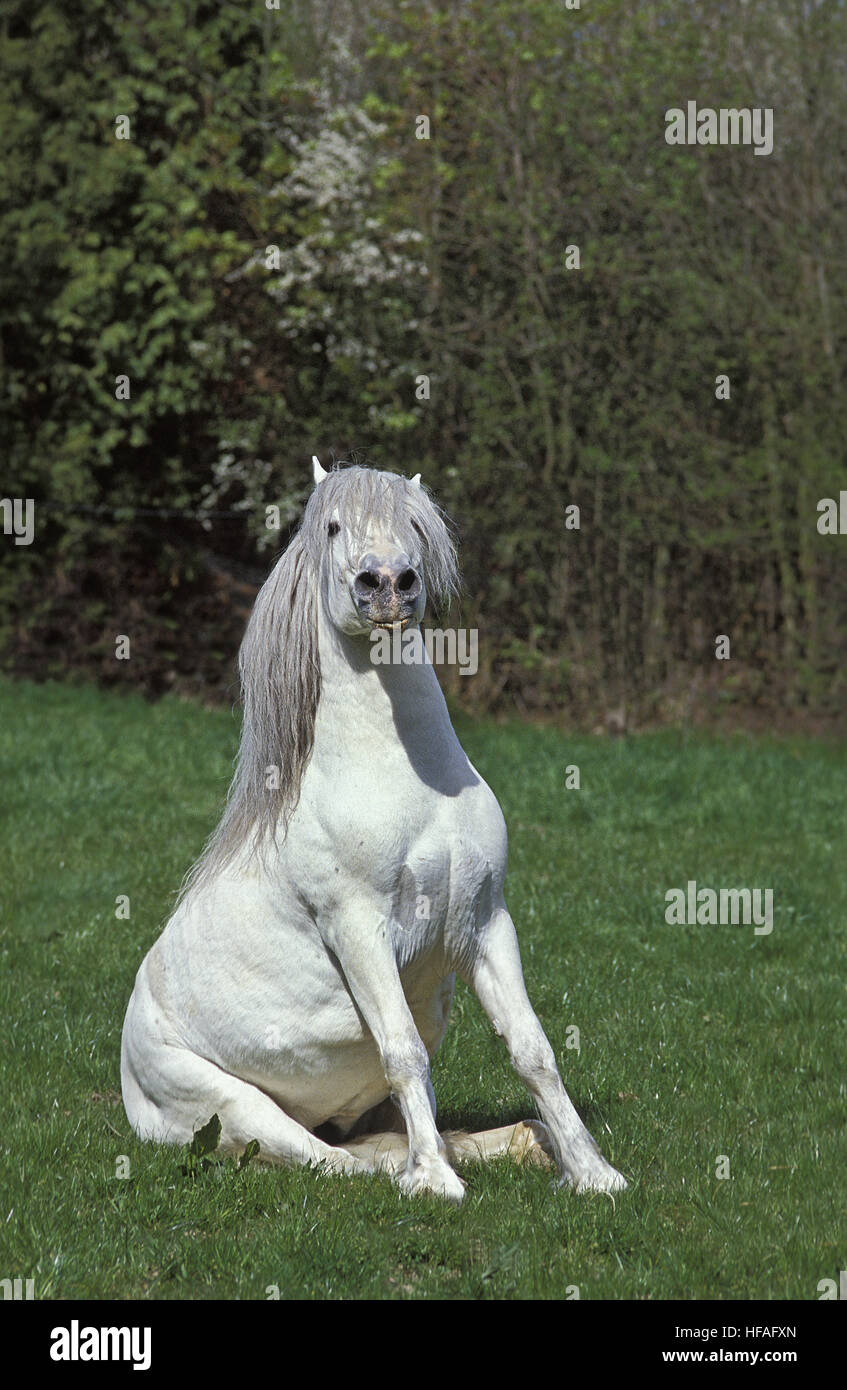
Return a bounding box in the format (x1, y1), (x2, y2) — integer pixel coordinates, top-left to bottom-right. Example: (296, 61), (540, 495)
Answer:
(312, 455), (328, 485)
(410, 473), (422, 488)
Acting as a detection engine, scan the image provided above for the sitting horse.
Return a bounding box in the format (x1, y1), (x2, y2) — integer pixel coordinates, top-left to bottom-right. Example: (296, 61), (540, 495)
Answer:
(121, 460), (627, 1200)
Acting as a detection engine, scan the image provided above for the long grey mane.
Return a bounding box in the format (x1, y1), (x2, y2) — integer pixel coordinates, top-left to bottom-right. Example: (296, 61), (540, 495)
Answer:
(179, 466), (459, 902)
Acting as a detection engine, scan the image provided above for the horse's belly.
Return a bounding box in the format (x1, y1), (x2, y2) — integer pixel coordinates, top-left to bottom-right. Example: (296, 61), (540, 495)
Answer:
(257, 1037), (388, 1131)
(222, 958), (455, 1132)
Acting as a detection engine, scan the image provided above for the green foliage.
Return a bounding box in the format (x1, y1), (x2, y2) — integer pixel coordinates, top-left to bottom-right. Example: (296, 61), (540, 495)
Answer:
(181, 1114), (223, 1178)
(1, 0), (845, 719)
(178, 1114), (258, 1180)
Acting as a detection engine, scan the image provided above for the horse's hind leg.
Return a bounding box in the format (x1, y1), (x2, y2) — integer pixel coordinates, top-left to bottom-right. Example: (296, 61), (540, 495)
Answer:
(121, 1041), (369, 1176)
(343, 1120), (553, 1175)
(443, 1120), (553, 1169)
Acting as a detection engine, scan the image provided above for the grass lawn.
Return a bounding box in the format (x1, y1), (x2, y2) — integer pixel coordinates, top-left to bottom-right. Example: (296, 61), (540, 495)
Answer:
(0, 676), (844, 1300)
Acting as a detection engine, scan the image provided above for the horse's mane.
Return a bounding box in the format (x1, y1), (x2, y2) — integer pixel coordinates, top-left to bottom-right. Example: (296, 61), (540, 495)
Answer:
(178, 466), (459, 903)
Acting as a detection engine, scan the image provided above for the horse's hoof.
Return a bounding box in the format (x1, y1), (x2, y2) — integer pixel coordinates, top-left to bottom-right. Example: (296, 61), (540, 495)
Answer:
(509, 1120), (555, 1168)
(556, 1163), (628, 1194)
(397, 1157), (466, 1204)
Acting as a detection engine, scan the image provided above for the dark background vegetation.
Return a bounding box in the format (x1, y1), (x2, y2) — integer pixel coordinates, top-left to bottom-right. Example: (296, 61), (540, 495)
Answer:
(2, 0), (846, 728)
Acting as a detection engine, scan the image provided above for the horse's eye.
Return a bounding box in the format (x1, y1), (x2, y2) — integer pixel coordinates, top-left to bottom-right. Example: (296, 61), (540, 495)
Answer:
(328, 521), (340, 538)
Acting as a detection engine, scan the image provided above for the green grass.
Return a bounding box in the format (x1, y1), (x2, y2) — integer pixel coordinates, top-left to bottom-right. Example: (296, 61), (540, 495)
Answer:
(0, 677), (844, 1300)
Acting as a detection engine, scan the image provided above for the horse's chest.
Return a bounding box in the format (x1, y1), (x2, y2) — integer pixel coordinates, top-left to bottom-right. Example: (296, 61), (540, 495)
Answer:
(388, 799), (504, 965)
(303, 753), (507, 966)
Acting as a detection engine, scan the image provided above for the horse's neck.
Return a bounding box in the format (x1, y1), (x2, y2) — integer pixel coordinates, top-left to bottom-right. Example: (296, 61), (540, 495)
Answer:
(312, 611), (460, 767)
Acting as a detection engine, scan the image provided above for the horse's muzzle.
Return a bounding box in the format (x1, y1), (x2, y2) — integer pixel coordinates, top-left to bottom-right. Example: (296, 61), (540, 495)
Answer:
(353, 555), (422, 624)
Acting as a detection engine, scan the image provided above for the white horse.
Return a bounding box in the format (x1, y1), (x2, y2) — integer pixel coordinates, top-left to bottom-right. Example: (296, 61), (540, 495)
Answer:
(121, 460), (627, 1201)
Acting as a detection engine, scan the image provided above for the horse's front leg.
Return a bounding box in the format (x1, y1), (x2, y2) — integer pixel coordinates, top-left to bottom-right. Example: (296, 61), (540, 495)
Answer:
(465, 905), (627, 1193)
(320, 909), (465, 1203)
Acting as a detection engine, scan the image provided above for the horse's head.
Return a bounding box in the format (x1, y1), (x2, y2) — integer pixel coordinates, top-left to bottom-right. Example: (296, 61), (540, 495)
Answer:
(305, 459), (458, 642)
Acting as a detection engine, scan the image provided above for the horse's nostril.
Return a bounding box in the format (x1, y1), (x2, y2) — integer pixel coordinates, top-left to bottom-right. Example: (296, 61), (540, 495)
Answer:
(355, 571), (380, 591)
(396, 569), (418, 593)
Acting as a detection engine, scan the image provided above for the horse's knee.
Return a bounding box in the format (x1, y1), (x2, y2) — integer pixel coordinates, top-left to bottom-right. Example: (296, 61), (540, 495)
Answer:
(381, 1037), (430, 1093)
(509, 1030), (558, 1088)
